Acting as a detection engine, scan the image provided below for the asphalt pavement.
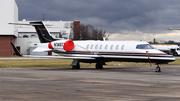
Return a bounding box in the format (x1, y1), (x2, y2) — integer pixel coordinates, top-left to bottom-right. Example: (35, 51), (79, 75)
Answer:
(0, 65), (180, 101)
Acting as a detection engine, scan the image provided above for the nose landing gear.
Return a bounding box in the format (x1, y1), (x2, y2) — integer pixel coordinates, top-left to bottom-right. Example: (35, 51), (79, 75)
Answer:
(155, 65), (161, 72)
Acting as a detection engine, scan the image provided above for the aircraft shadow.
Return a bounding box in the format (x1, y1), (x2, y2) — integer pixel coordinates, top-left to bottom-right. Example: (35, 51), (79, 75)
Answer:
(34, 66), (156, 73)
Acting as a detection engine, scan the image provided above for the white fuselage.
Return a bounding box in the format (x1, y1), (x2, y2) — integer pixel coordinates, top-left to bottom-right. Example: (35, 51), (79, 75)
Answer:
(34, 40), (175, 64)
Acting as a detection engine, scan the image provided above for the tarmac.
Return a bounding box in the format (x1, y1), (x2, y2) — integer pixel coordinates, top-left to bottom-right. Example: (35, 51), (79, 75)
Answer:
(0, 65), (180, 101)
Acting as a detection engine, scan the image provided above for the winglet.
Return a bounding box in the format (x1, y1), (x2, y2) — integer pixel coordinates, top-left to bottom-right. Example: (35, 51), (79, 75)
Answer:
(10, 42), (23, 56)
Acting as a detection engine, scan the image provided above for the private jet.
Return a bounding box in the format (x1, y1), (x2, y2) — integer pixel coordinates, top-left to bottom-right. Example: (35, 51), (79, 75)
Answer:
(10, 21), (175, 72)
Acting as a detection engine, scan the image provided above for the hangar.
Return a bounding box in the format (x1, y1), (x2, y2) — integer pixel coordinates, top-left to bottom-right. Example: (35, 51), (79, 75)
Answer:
(0, 0), (18, 56)
(0, 0), (80, 56)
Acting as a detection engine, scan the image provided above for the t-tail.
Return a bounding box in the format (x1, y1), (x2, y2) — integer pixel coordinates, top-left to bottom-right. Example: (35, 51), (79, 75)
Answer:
(30, 21), (57, 43)
(9, 21), (58, 43)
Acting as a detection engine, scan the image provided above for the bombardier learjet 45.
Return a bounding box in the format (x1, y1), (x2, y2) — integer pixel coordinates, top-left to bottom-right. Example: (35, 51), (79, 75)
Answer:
(10, 21), (175, 72)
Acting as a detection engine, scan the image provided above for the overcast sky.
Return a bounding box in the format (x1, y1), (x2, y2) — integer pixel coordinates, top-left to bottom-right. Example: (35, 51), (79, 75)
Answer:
(15, 0), (180, 42)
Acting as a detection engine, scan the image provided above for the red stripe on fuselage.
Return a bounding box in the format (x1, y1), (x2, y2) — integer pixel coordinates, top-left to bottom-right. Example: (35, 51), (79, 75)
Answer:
(67, 51), (169, 56)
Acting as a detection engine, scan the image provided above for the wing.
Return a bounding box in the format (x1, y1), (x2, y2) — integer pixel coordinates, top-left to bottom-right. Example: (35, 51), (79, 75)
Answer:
(25, 55), (95, 60)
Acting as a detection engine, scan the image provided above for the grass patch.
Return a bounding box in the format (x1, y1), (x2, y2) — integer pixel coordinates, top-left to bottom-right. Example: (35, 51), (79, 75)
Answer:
(0, 59), (72, 68)
(0, 59), (179, 68)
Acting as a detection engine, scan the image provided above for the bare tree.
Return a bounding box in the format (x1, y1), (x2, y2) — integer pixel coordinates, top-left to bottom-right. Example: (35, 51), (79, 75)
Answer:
(79, 24), (91, 40)
(79, 24), (107, 40)
(70, 22), (107, 40)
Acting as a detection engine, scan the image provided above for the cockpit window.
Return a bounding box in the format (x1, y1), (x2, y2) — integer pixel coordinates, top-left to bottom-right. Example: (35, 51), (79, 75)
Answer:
(136, 44), (154, 49)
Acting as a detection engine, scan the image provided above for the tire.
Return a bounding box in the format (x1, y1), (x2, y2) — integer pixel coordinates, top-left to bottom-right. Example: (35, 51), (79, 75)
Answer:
(72, 63), (80, 69)
(96, 63), (103, 69)
(173, 52), (178, 56)
(155, 67), (161, 72)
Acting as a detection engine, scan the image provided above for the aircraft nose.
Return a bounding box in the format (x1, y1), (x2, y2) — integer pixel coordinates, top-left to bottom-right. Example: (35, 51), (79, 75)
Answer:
(167, 55), (176, 62)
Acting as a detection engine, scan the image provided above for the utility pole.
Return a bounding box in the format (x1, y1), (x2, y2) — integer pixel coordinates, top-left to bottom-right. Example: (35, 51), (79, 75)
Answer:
(42, 13), (46, 21)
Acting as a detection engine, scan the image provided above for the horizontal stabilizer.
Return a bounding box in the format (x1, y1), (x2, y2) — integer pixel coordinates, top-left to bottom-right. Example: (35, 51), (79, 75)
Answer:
(9, 23), (52, 26)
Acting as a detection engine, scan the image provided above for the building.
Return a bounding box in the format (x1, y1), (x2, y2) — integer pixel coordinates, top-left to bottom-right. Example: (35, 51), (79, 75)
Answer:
(0, 0), (18, 56)
(0, 0), (80, 56)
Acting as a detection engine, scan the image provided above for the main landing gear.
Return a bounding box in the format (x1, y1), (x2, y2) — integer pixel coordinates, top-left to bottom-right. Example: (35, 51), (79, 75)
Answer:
(72, 62), (104, 69)
(95, 62), (103, 69)
(72, 62), (80, 69)
(71, 59), (80, 69)
(71, 59), (105, 69)
(155, 64), (161, 72)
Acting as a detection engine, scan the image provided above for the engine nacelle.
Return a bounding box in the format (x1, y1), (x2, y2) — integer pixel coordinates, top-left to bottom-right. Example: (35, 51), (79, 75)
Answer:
(48, 40), (74, 51)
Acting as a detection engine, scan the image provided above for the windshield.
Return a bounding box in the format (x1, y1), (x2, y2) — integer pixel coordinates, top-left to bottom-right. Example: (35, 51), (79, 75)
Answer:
(136, 44), (154, 49)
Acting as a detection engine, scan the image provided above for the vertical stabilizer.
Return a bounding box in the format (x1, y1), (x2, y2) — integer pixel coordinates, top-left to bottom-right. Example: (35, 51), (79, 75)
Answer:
(30, 21), (57, 43)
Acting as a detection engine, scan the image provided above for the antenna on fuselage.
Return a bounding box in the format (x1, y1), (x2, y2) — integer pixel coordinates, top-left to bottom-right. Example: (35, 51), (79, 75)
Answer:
(103, 37), (106, 41)
(103, 33), (109, 41)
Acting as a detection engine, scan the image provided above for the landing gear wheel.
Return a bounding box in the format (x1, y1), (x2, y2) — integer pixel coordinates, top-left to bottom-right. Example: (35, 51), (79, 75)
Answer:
(96, 62), (103, 69)
(155, 66), (161, 72)
(72, 62), (80, 69)
(173, 52), (178, 56)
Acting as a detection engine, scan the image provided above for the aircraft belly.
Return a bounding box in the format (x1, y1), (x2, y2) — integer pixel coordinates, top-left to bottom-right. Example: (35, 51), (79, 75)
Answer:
(52, 50), (175, 63)
(100, 55), (175, 63)
(60, 53), (175, 63)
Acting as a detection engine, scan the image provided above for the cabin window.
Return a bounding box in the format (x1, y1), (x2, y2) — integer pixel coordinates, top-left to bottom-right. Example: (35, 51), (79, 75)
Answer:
(136, 44), (154, 49)
(116, 45), (119, 50)
(121, 45), (124, 50)
(100, 45), (103, 49)
(95, 45), (98, 49)
(105, 45), (108, 49)
(110, 45), (113, 50)
(86, 44), (89, 49)
(91, 44), (94, 49)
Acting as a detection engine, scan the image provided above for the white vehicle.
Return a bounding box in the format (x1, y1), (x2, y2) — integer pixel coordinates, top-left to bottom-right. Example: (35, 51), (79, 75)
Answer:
(10, 21), (175, 72)
(152, 44), (180, 56)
